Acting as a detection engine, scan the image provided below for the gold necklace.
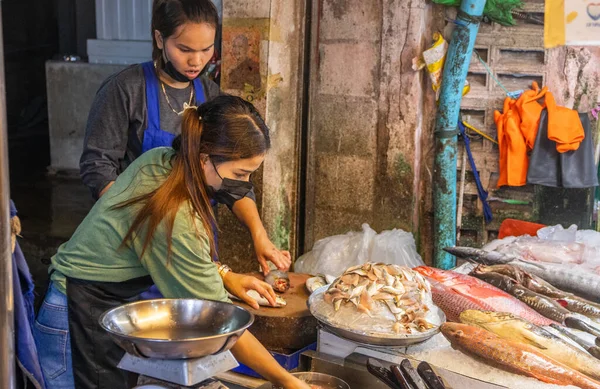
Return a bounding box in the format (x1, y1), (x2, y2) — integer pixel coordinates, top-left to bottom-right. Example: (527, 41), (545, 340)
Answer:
(161, 81), (194, 116)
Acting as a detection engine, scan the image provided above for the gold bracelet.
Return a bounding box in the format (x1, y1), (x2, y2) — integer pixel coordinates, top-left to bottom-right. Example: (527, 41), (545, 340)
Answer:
(218, 264), (231, 279)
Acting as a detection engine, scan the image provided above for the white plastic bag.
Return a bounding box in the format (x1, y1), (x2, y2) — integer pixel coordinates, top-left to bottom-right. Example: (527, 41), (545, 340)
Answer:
(370, 228), (422, 267)
(538, 225), (600, 267)
(483, 225), (600, 270)
(295, 223), (424, 276)
(537, 224), (578, 242)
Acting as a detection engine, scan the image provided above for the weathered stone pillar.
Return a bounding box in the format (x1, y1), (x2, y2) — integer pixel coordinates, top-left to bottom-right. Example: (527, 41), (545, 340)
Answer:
(219, 1), (305, 271)
(262, 1), (306, 256)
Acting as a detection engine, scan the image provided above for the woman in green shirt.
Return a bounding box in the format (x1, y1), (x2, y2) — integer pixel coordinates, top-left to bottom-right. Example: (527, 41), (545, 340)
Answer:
(41, 95), (309, 389)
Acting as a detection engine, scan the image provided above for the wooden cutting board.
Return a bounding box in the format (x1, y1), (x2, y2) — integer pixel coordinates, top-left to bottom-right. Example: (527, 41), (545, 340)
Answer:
(233, 273), (317, 353)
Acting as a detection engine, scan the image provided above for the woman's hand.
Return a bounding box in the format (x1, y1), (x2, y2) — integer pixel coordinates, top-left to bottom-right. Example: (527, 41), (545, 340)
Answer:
(254, 234), (292, 275)
(222, 272), (277, 309)
(231, 198), (291, 274)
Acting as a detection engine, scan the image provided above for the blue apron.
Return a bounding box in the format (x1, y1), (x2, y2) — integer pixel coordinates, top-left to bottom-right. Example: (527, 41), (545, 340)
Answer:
(139, 62), (219, 299)
(141, 61), (206, 152)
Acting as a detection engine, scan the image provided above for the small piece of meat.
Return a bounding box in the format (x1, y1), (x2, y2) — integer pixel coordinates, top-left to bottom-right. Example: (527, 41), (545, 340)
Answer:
(265, 270), (290, 293)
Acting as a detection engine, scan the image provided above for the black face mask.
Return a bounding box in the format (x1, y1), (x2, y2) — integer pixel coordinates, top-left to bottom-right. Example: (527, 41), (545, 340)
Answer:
(161, 37), (198, 82)
(209, 161), (254, 208)
(164, 60), (192, 82)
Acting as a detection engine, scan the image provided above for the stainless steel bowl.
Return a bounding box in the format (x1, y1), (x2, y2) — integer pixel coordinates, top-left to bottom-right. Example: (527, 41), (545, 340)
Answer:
(257, 372), (350, 389)
(99, 299), (254, 359)
(308, 285), (446, 347)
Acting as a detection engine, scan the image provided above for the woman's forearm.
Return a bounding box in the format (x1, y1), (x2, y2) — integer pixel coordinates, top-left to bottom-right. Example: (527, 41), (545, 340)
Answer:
(230, 195), (291, 273)
(231, 197), (267, 239)
(230, 331), (291, 386)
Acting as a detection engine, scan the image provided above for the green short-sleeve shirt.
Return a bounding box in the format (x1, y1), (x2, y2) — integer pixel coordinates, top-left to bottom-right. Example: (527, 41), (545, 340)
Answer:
(51, 147), (229, 303)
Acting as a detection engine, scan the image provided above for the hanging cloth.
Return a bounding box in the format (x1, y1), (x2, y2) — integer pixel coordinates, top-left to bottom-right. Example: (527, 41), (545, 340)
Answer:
(458, 122), (493, 223)
(10, 200), (47, 389)
(528, 109), (598, 188)
(495, 82), (585, 188)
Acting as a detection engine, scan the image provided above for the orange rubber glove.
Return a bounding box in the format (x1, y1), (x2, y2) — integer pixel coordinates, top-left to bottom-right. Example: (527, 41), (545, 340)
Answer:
(546, 92), (584, 153)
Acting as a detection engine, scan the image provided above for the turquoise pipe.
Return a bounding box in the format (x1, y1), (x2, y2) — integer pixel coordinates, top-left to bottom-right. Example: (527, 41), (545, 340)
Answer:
(433, 0), (486, 269)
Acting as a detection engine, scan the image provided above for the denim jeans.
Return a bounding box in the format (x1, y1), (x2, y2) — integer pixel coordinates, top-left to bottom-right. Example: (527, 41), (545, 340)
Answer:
(33, 282), (74, 389)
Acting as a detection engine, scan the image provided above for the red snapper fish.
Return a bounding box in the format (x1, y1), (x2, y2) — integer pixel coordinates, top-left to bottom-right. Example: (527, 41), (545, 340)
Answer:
(413, 266), (556, 326)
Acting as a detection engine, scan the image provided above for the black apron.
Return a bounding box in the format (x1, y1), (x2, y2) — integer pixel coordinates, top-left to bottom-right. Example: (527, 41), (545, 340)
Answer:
(527, 109), (598, 188)
(66, 275), (154, 389)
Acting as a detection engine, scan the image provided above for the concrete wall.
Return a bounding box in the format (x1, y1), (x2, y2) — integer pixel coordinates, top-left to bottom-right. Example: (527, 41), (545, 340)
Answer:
(46, 61), (126, 171)
(304, 0), (443, 263)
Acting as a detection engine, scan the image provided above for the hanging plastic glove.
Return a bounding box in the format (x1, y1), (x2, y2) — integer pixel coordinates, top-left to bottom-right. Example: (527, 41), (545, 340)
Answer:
(546, 92), (585, 153)
(515, 81), (547, 151)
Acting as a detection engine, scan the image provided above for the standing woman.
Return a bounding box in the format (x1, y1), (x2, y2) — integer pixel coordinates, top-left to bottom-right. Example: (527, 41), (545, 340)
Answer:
(79, 0), (290, 274)
(40, 96), (309, 389)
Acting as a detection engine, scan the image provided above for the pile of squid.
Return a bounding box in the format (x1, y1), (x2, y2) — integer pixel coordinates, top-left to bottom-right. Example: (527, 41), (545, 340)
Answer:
(324, 262), (436, 334)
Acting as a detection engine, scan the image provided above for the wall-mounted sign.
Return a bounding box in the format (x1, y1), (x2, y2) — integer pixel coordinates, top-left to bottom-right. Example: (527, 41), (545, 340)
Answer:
(545, 0), (600, 47)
